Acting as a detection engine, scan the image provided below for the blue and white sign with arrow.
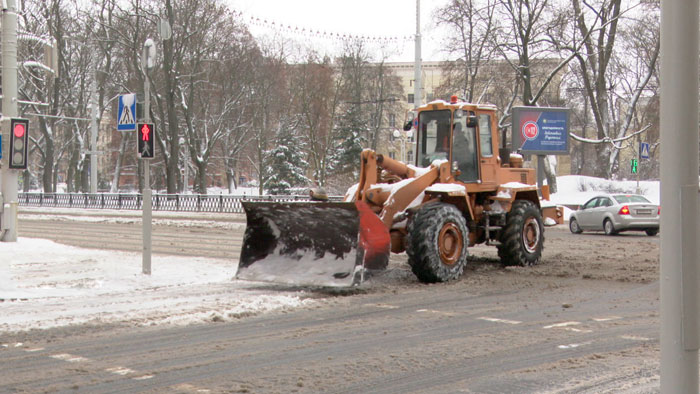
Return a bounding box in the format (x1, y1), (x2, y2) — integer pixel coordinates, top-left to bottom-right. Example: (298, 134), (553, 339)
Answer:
(640, 142), (650, 159)
(117, 93), (137, 131)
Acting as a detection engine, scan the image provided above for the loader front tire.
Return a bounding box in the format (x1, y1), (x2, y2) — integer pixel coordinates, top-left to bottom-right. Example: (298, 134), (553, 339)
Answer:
(498, 199), (544, 266)
(406, 202), (469, 283)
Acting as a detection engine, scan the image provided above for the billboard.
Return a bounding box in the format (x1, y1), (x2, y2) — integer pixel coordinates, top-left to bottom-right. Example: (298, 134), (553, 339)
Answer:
(511, 106), (570, 155)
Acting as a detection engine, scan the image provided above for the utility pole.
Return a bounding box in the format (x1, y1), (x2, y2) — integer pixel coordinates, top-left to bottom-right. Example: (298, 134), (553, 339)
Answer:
(142, 38), (155, 275)
(1, 0), (19, 242)
(660, 0), (699, 391)
(90, 65), (99, 194)
(414, 0), (422, 110)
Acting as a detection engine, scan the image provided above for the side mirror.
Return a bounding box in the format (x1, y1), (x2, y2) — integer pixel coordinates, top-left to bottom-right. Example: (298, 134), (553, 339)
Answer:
(403, 120), (413, 131)
(467, 116), (478, 128)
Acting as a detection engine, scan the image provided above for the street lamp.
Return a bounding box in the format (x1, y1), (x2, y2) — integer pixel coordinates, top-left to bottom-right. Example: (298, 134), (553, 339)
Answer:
(393, 129), (413, 163)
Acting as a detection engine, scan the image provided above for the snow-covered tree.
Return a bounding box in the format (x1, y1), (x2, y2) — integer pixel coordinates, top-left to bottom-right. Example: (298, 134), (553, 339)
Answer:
(262, 118), (310, 195)
(328, 104), (367, 178)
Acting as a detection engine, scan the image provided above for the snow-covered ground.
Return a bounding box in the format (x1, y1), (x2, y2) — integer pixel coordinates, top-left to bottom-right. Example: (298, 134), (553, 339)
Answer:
(1, 175), (661, 333)
(0, 238), (313, 333)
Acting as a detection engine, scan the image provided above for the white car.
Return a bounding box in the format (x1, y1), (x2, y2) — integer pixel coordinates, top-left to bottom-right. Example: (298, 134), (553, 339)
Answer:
(569, 193), (660, 236)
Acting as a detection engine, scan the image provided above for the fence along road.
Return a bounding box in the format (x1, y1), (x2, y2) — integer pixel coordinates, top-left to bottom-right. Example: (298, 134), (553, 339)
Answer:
(18, 192), (343, 213)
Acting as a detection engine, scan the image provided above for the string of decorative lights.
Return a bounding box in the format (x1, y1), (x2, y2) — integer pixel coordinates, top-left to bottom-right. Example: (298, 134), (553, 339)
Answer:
(231, 9), (413, 45)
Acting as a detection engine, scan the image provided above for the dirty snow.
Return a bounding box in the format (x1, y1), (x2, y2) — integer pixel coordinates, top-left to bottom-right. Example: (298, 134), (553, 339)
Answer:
(1, 175), (663, 333)
(0, 237), (313, 333)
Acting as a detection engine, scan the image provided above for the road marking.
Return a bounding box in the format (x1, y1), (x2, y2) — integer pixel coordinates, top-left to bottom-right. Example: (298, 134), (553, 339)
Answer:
(620, 335), (652, 341)
(478, 317), (521, 325)
(563, 327), (593, 333)
(51, 353), (89, 363)
(173, 383), (211, 392)
(24, 347), (45, 352)
(543, 321), (581, 329)
(592, 316), (622, 322)
(366, 303), (399, 309)
(133, 375), (154, 380)
(13, 342), (23, 347)
(558, 341), (591, 350)
(1, 344), (8, 348)
(106, 366), (135, 375)
(416, 309), (456, 316)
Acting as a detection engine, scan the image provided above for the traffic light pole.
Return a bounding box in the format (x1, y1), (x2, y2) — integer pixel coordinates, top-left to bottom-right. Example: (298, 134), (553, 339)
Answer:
(141, 40), (153, 275)
(660, 0), (699, 391)
(1, 0), (19, 242)
(635, 134), (640, 194)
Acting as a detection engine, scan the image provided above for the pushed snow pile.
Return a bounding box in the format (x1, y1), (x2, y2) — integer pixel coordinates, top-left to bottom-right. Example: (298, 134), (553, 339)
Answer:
(551, 175), (660, 206)
(0, 238), (314, 332)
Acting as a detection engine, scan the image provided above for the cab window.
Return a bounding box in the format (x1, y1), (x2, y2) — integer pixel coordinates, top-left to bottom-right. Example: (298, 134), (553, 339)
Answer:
(478, 114), (493, 157)
(452, 111), (479, 182)
(417, 110), (451, 167)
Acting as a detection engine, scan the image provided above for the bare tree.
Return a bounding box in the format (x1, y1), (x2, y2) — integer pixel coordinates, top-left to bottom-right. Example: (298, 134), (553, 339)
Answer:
(435, 0), (498, 102)
(570, 0), (659, 178)
(495, 0), (586, 192)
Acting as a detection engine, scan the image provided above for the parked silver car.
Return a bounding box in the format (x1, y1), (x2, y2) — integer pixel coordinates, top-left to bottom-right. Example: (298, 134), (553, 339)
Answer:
(569, 193), (660, 236)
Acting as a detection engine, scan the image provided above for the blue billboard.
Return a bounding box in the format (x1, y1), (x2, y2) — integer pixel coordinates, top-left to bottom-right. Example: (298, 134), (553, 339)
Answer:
(511, 106), (570, 155)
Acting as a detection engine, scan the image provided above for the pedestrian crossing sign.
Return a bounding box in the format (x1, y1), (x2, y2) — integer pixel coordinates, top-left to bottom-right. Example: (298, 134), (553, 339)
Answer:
(640, 142), (650, 159)
(117, 94), (137, 131)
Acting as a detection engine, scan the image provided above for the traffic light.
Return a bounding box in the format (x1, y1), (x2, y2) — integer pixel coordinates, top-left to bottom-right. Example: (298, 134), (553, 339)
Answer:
(9, 118), (29, 169)
(631, 158), (638, 174)
(137, 123), (155, 159)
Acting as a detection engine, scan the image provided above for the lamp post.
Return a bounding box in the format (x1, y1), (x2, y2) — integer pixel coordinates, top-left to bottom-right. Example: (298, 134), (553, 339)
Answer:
(393, 129), (414, 163)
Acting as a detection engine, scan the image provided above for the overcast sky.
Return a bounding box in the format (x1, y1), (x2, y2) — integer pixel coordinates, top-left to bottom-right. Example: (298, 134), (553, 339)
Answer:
(223, 0), (449, 62)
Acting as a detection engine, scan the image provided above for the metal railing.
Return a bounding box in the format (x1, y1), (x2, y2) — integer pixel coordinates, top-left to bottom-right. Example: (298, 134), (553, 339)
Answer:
(18, 192), (343, 213)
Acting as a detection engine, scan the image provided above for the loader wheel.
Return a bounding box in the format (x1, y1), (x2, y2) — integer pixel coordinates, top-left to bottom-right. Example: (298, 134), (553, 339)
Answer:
(498, 200), (544, 267)
(406, 202), (469, 283)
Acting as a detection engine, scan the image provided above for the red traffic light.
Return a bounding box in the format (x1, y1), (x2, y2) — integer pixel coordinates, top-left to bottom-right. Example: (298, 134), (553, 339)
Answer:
(140, 123), (152, 141)
(137, 123), (155, 159)
(13, 122), (25, 138)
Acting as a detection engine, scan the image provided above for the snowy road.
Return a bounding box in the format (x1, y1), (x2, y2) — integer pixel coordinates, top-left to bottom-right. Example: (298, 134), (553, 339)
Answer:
(0, 208), (662, 392)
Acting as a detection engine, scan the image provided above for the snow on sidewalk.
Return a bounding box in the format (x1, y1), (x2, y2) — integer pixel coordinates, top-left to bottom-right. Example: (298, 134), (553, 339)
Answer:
(0, 238), (313, 333)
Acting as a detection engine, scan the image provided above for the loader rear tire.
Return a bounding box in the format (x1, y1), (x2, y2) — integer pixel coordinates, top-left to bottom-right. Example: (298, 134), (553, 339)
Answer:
(498, 199), (544, 267)
(406, 202), (469, 283)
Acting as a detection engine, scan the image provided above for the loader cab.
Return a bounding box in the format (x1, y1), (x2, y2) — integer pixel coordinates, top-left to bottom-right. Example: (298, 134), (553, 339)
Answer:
(451, 110), (480, 183)
(416, 105), (481, 183)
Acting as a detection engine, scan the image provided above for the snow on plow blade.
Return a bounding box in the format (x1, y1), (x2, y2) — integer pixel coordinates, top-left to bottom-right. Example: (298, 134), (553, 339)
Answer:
(236, 200), (389, 287)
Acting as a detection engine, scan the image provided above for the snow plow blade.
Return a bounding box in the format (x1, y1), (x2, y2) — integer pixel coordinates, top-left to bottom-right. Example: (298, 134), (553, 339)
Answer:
(236, 200), (390, 287)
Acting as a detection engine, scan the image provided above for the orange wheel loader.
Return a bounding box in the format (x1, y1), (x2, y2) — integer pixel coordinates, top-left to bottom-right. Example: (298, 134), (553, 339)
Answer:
(236, 97), (563, 287)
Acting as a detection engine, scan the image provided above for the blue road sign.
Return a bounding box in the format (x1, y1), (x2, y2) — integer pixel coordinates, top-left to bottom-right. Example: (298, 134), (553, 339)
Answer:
(117, 94), (137, 131)
(640, 142), (650, 159)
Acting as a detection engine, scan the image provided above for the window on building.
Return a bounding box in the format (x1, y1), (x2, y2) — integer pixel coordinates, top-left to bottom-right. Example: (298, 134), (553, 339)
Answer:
(426, 92), (434, 102)
(389, 151), (396, 160)
(408, 94), (414, 104)
(407, 150), (414, 163)
(389, 113), (396, 128)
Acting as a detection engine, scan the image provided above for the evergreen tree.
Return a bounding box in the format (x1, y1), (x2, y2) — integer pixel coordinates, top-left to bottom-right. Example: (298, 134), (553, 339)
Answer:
(328, 104), (367, 177)
(263, 118), (310, 195)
